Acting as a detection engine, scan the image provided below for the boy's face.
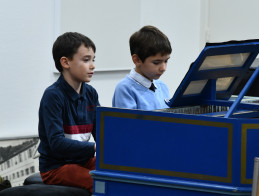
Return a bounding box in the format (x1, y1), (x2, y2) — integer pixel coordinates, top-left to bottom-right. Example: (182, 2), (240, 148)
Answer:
(134, 53), (170, 81)
(66, 44), (95, 83)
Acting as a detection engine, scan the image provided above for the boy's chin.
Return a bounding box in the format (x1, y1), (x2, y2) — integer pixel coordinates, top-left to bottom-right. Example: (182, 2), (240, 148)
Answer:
(153, 76), (161, 80)
(83, 78), (92, 83)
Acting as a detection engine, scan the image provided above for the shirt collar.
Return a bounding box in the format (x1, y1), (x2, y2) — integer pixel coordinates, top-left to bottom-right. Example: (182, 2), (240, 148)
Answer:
(57, 75), (86, 101)
(129, 68), (156, 89)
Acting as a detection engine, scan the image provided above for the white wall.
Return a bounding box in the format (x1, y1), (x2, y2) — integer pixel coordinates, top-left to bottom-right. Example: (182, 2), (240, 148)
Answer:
(207, 0), (259, 42)
(59, 0), (141, 71)
(0, 0), (57, 138)
(1, 0), (257, 138)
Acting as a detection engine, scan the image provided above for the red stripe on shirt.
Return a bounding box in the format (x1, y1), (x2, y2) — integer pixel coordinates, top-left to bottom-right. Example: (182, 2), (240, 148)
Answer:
(63, 124), (93, 134)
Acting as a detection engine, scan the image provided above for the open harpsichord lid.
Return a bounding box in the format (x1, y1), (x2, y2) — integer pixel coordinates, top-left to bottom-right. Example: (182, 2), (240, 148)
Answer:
(167, 40), (259, 108)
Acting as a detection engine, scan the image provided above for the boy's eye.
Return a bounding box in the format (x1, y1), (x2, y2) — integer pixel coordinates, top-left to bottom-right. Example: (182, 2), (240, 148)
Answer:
(153, 61), (160, 65)
(83, 58), (95, 62)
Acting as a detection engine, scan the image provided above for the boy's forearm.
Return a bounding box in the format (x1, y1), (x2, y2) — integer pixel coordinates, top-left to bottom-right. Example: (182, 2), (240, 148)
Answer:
(49, 136), (95, 158)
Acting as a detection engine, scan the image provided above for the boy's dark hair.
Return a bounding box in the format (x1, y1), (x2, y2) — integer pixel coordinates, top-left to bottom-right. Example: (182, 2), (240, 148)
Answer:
(130, 25), (172, 62)
(53, 32), (96, 72)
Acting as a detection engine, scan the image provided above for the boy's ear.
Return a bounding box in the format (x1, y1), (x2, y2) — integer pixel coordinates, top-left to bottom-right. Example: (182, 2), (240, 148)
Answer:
(60, 57), (70, 70)
(132, 54), (142, 67)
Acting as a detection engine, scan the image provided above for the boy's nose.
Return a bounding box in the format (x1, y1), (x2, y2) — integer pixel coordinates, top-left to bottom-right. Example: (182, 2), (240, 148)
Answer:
(160, 63), (167, 71)
(90, 62), (95, 70)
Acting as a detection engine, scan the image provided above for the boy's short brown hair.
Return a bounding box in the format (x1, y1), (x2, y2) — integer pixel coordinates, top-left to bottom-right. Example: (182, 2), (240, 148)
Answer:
(129, 25), (172, 62)
(52, 32), (96, 72)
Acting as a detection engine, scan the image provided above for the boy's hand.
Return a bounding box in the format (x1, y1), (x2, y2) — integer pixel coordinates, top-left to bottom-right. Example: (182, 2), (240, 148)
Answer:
(94, 143), (96, 151)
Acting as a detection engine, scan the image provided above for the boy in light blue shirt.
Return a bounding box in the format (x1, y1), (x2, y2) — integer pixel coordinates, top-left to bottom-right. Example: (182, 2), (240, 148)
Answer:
(112, 25), (172, 110)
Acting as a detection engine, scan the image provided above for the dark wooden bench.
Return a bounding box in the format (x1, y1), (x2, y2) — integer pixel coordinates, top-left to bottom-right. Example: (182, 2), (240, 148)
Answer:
(0, 173), (91, 196)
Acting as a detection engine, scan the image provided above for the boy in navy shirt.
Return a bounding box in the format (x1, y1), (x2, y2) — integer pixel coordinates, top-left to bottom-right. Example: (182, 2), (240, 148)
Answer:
(38, 32), (99, 193)
(112, 25), (172, 110)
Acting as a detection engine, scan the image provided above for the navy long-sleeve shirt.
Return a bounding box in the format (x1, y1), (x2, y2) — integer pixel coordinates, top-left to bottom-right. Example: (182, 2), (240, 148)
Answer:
(38, 75), (100, 172)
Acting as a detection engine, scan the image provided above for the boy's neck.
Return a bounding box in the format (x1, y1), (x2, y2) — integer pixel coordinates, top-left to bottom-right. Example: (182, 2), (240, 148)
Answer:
(134, 68), (153, 82)
(62, 72), (82, 94)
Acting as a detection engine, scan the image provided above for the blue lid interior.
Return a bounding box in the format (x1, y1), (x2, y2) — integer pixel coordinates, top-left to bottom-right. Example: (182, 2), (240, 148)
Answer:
(167, 40), (259, 108)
